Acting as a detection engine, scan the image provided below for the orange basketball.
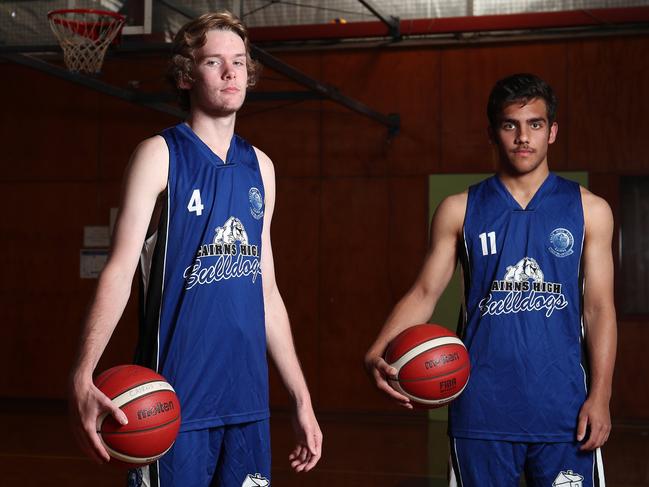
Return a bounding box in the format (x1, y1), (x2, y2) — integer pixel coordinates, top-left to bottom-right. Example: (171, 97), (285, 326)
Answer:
(384, 324), (470, 408)
(94, 365), (181, 467)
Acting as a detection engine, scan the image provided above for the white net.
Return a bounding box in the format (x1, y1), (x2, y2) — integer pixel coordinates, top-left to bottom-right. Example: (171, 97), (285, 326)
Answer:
(47, 9), (125, 74)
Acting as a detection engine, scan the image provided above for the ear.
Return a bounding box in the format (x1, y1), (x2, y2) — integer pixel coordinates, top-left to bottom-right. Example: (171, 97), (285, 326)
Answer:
(548, 122), (558, 144)
(177, 74), (193, 91)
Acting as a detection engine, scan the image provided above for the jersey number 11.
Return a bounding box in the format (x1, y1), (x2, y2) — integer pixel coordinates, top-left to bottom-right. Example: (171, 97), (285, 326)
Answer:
(479, 231), (497, 256)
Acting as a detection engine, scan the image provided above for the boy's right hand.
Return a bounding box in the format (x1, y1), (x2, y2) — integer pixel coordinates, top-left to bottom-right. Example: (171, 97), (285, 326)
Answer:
(364, 355), (413, 409)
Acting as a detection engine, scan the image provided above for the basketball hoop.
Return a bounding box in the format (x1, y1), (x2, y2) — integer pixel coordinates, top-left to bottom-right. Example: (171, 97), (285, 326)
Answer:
(47, 9), (126, 74)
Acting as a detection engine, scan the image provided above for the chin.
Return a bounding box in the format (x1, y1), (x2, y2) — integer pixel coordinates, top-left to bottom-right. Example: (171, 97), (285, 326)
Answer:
(509, 162), (543, 175)
(209, 101), (244, 116)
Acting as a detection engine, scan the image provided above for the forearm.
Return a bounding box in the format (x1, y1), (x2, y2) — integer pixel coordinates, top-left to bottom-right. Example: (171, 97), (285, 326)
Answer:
(265, 287), (312, 408)
(72, 263), (135, 381)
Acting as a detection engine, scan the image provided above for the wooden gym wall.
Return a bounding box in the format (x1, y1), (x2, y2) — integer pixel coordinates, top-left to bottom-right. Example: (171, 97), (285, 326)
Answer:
(0, 34), (648, 426)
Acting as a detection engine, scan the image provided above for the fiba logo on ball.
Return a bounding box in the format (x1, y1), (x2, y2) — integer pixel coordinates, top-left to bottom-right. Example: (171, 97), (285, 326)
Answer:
(548, 227), (574, 257)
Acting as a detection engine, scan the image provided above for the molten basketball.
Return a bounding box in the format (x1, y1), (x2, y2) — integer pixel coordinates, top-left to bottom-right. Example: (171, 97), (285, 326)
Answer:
(384, 324), (470, 408)
(94, 365), (181, 467)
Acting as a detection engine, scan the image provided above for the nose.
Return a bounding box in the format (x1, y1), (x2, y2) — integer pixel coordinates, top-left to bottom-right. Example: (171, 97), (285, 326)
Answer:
(222, 62), (236, 80)
(515, 126), (529, 144)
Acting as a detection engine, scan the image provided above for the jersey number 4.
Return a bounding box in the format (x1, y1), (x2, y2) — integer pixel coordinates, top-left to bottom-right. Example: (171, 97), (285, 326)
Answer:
(479, 231), (497, 255)
(187, 189), (204, 216)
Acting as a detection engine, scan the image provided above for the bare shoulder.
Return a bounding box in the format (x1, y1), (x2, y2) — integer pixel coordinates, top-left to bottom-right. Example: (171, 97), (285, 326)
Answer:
(435, 191), (468, 223)
(132, 135), (168, 165)
(580, 186), (613, 227)
(126, 135), (168, 194)
(253, 146), (274, 172)
(253, 146), (276, 194)
(430, 190), (468, 238)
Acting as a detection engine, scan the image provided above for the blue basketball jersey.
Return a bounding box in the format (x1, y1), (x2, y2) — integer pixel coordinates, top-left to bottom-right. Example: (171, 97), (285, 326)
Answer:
(135, 123), (269, 432)
(449, 173), (587, 442)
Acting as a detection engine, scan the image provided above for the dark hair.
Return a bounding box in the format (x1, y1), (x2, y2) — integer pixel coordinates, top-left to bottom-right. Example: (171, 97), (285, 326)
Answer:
(487, 73), (558, 128)
(167, 11), (260, 111)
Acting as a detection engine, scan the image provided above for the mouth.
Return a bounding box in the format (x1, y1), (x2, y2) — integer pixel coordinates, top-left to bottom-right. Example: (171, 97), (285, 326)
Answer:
(513, 148), (534, 155)
(221, 87), (240, 94)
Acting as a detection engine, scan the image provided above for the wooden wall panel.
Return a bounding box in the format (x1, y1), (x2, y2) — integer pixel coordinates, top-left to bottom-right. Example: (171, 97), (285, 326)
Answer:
(239, 52), (323, 178)
(320, 49), (441, 177)
(2, 64), (99, 182)
(318, 178), (393, 410)
(0, 180), (134, 397)
(611, 319), (649, 420)
(387, 177), (429, 295)
(567, 36), (649, 173)
(267, 178), (321, 407)
(439, 42), (569, 172)
(238, 101), (322, 178)
(97, 97), (176, 182)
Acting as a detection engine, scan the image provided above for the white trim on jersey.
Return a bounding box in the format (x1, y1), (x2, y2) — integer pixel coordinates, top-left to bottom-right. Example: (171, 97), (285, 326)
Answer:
(595, 447), (606, 486)
(143, 465), (152, 487)
(157, 189), (171, 375)
(140, 232), (158, 299)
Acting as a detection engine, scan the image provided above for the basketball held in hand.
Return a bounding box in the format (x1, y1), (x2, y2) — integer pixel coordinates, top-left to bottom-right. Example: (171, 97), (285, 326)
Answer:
(94, 364), (181, 467)
(384, 324), (470, 408)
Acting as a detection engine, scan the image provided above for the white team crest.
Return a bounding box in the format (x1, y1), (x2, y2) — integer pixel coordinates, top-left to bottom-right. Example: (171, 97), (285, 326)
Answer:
(214, 216), (249, 245)
(548, 227), (574, 257)
(241, 473), (269, 487)
(552, 470), (584, 487)
(503, 257), (544, 283)
(249, 187), (264, 220)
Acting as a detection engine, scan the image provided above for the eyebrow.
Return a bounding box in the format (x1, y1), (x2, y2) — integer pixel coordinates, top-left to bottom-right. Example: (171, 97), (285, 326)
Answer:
(501, 117), (547, 124)
(201, 52), (247, 58)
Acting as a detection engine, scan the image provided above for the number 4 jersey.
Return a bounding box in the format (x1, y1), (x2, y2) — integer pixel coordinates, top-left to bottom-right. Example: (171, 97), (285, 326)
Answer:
(449, 173), (587, 442)
(135, 123), (269, 431)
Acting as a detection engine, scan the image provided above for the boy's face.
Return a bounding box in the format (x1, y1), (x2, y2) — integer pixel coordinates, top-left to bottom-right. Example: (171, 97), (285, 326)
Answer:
(490, 97), (558, 176)
(182, 29), (248, 115)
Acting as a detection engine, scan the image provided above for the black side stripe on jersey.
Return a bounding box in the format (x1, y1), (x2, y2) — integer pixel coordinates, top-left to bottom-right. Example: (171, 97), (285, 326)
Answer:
(449, 438), (464, 487)
(150, 460), (159, 487)
(456, 230), (471, 340)
(134, 198), (169, 372)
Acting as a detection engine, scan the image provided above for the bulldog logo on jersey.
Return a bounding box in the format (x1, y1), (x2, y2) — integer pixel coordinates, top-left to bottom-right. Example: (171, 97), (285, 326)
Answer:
(214, 217), (249, 245)
(183, 216), (261, 290)
(241, 473), (269, 487)
(249, 187), (264, 220)
(552, 470), (583, 487)
(503, 257), (544, 283)
(549, 227), (574, 257)
(479, 257), (568, 318)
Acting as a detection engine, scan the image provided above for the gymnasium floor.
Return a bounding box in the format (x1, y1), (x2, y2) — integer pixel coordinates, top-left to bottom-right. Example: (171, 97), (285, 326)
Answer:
(1, 399), (647, 486)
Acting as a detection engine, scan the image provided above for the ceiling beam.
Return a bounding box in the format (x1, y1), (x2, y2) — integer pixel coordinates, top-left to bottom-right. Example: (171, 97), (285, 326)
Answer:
(357, 0), (400, 39)
(0, 52), (186, 119)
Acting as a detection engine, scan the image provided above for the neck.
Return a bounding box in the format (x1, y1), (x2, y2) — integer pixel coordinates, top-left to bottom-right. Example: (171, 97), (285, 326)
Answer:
(186, 110), (237, 161)
(497, 162), (550, 208)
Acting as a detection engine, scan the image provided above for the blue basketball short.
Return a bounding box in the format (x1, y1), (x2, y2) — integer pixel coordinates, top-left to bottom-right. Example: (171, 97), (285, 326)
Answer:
(128, 419), (271, 487)
(448, 437), (605, 487)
